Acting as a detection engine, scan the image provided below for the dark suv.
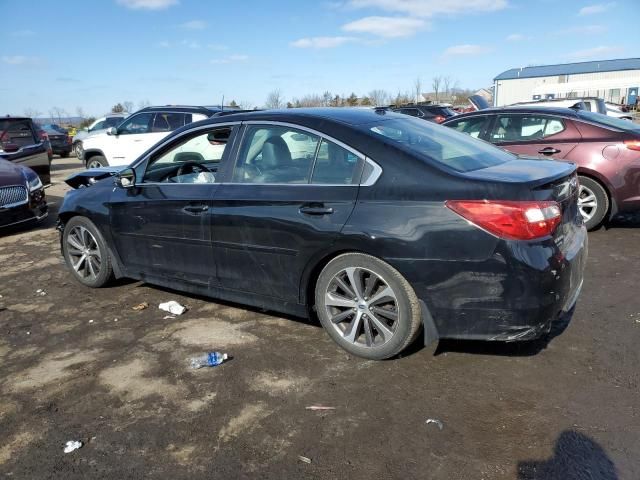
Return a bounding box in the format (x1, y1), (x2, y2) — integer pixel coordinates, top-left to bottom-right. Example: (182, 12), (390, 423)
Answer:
(0, 117), (51, 184)
(391, 104), (457, 123)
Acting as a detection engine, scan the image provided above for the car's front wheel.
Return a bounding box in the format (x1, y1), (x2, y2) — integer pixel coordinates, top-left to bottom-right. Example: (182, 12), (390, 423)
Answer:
(86, 155), (108, 169)
(74, 142), (83, 159)
(315, 253), (422, 360)
(62, 216), (113, 287)
(578, 176), (609, 231)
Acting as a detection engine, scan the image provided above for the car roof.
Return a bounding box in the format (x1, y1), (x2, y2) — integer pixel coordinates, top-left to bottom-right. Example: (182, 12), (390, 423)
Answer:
(201, 107), (402, 127)
(444, 106), (581, 121)
(137, 105), (222, 115)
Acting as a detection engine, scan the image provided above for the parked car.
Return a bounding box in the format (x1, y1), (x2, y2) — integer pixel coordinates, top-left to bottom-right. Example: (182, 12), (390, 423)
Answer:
(604, 102), (634, 121)
(442, 106), (640, 230)
(80, 106), (231, 168)
(0, 116), (52, 184)
(58, 108), (586, 360)
(391, 104), (457, 123)
(0, 158), (47, 229)
(39, 125), (72, 158)
(72, 114), (128, 159)
(512, 98), (588, 111)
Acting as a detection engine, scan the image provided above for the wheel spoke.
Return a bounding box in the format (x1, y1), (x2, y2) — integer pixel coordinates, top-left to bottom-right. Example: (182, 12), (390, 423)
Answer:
(330, 309), (354, 324)
(363, 274), (377, 300)
(87, 256), (96, 277)
(363, 316), (374, 346)
(344, 311), (363, 343)
(72, 254), (86, 273)
(368, 312), (394, 342)
(334, 275), (356, 299)
(345, 267), (364, 300)
(67, 234), (83, 251)
(371, 306), (398, 321)
(325, 292), (357, 308)
(368, 286), (394, 306)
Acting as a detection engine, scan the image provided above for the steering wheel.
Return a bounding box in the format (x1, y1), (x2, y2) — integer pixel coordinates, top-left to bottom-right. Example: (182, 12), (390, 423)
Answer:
(175, 161), (213, 183)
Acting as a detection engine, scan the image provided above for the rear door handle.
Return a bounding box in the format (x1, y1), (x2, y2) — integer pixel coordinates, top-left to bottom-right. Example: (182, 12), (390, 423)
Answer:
(182, 204), (208, 214)
(538, 147), (561, 155)
(299, 205), (334, 215)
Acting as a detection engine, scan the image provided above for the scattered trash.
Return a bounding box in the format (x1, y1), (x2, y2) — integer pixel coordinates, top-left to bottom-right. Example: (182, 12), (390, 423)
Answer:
(88, 320), (94, 324)
(298, 455), (312, 464)
(426, 418), (444, 430)
(35, 289), (47, 296)
(189, 352), (228, 369)
(26, 331), (30, 335)
(63, 440), (83, 453)
(163, 315), (176, 320)
(114, 318), (118, 322)
(305, 406), (336, 411)
(159, 301), (187, 316)
(132, 302), (149, 311)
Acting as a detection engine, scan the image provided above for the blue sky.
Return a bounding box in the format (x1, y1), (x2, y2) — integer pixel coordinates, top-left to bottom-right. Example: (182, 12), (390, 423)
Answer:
(1, 0), (637, 116)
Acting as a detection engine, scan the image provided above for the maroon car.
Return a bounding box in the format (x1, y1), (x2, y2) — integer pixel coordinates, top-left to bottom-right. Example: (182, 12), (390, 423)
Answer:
(443, 107), (640, 230)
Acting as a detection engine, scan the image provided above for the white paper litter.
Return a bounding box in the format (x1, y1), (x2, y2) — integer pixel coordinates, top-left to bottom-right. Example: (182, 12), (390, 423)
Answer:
(426, 418), (444, 430)
(159, 301), (187, 315)
(64, 440), (83, 453)
(35, 289), (47, 296)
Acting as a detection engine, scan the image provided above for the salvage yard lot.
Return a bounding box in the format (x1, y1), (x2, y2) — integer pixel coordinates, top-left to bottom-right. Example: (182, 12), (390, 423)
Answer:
(1, 159), (639, 479)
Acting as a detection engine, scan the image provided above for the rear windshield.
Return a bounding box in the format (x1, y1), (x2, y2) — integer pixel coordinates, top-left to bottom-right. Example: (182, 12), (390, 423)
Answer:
(364, 117), (514, 172)
(577, 111), (640, 132)
(0, 119), (37, 148)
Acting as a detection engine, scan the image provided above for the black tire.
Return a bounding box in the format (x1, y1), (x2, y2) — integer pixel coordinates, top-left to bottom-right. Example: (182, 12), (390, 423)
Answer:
(62, 216), (113, 288)
(315, 253), (422, 360)
(86, 155), (109, 169)
(578, 176), (609, 231)
(74, 142), (83, 159)
(61, 151), (70, 158)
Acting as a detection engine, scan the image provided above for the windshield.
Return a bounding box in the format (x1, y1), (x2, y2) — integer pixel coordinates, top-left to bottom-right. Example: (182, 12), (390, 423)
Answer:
(577, 110), (640, 132)
(364, 117), (515, 172)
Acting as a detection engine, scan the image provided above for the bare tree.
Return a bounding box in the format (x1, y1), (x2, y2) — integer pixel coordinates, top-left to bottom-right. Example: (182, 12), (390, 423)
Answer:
(322, 91), (332, 107)
(50, 107), (66, 124)
(76, 107), (85, 120)
(123, 100), (134, 113)
(23, 108), (41, 118)
(138, 99), (151, 109)
(236, 100), (254, 109)
(368, 89), (388, 107)
(432, 76), (443, 102)
(413, 77), (422, 104)
(264, 89), (284, 109)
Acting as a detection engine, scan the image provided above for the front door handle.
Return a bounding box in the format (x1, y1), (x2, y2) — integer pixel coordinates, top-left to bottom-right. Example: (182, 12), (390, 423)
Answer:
(538, 147), (561, 155)
(182, 204), (208, 214)
(299, 205), (334, 215)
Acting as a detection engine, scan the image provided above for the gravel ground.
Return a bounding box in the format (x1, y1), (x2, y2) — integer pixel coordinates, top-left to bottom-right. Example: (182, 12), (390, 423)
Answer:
(0, 157), (638, 479)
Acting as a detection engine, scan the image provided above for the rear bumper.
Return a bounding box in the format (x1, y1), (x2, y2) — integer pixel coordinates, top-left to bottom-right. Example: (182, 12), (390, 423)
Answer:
(51, 144), (72, 155)
(390, 226), (588, 342)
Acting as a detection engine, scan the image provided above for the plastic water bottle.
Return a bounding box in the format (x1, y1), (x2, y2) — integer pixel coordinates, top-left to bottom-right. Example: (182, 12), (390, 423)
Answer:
(190, 352), (228, 369)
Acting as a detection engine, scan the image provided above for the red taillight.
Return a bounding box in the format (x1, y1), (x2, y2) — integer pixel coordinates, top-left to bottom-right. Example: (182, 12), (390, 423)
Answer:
(39, 131), (49, 141)
(434, 115), (445, 123)
(66, 135), (72, 144)
(445, 200), (562, 240)
(624, 140), (640, 151)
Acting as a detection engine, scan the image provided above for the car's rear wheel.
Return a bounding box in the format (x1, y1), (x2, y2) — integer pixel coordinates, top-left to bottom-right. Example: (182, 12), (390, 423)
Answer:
(74, 142), (83, 159)
(87, 155), (108, 169)
(578, 176), (609, 231)
(315, 253), (422, 360)
(62, 216), (113, 288)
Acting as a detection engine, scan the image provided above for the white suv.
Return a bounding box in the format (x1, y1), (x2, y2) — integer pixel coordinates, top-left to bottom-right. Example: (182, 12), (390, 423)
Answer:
(81, 106), (220, 168)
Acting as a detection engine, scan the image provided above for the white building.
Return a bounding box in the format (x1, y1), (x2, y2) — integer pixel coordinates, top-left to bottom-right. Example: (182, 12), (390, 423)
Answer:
(493, 58), (640, 106)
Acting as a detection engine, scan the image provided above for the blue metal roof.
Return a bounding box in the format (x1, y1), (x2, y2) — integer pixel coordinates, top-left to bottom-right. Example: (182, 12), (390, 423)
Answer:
(494, 58), (640, 81)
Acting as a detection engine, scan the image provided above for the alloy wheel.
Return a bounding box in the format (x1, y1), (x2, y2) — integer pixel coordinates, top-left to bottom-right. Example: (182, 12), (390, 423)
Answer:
(324, 267), (399, 347)
(66, 225), (102, 281)
(74, 143), (83, 158)
(578, 184), (597, 222)
(87, 159), (103, 169)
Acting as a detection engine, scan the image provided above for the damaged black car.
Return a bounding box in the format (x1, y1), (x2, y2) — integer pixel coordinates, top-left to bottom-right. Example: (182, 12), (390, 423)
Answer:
(57, 108), (587, 359)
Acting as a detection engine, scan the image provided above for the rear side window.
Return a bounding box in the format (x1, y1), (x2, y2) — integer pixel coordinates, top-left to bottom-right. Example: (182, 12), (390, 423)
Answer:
(0, 119), (37, 148)
(365, 117), (514, 173)
(311, 140), (359, 185)
(399, 108), (422, 117)
(490, 115), (565, 142)
(104, 117), (123, 128)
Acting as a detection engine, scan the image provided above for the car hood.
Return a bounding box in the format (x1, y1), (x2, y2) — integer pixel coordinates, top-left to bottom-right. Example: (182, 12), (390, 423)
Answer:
(0, 159), (27, 186)
(82, 131), (109, 146)
(64, 166), (124, 189)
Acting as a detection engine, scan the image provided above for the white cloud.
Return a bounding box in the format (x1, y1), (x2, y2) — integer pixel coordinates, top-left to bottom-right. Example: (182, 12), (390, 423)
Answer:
(568, 45), (623, 59)
(555, 24), (607, 35)
(346, 0), (508, 17)
(578, 2), (615, 15)
(211, 54), (248, 64)
(442, 44), (491, 56)
(116, 0), (178, 10)
(2, 55), (40, 65)
(342, 16), (427, 38)
(291, 36), (357, 48)
(179, 20), (206, 30)
(506, 33), (525, 41)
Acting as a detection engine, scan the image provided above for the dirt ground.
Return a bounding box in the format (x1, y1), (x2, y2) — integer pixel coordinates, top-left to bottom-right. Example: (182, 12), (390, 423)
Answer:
(1, 157), (639, 480)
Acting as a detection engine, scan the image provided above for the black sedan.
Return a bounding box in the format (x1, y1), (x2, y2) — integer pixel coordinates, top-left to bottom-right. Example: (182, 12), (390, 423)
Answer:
(40, 125), (72, 158)
(57, 108), (587, 359)
(0, 158), (47, 229)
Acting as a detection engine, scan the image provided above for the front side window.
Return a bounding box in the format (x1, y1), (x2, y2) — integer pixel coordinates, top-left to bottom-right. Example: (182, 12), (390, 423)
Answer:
(311, 140), (360, 185)
(105, 117), (124, 128)
(490, 115), (565, 142)
(118, 113), (153, 135)
(151, 113), (186, 132)
(366, 117), (514, 173)
(233, 126), (319, 183)
(142, 127), (232, 183)
(91, 120), (106, 130)
(448, 116), (489, 139)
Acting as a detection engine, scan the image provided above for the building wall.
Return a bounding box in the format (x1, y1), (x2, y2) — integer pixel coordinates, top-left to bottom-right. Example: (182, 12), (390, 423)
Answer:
(494, 69), (640, 106)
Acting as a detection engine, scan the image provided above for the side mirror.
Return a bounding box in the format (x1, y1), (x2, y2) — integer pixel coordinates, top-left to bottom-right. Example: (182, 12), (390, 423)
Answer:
(115, 168), (135, 188)
(107, 127), (118, 136)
